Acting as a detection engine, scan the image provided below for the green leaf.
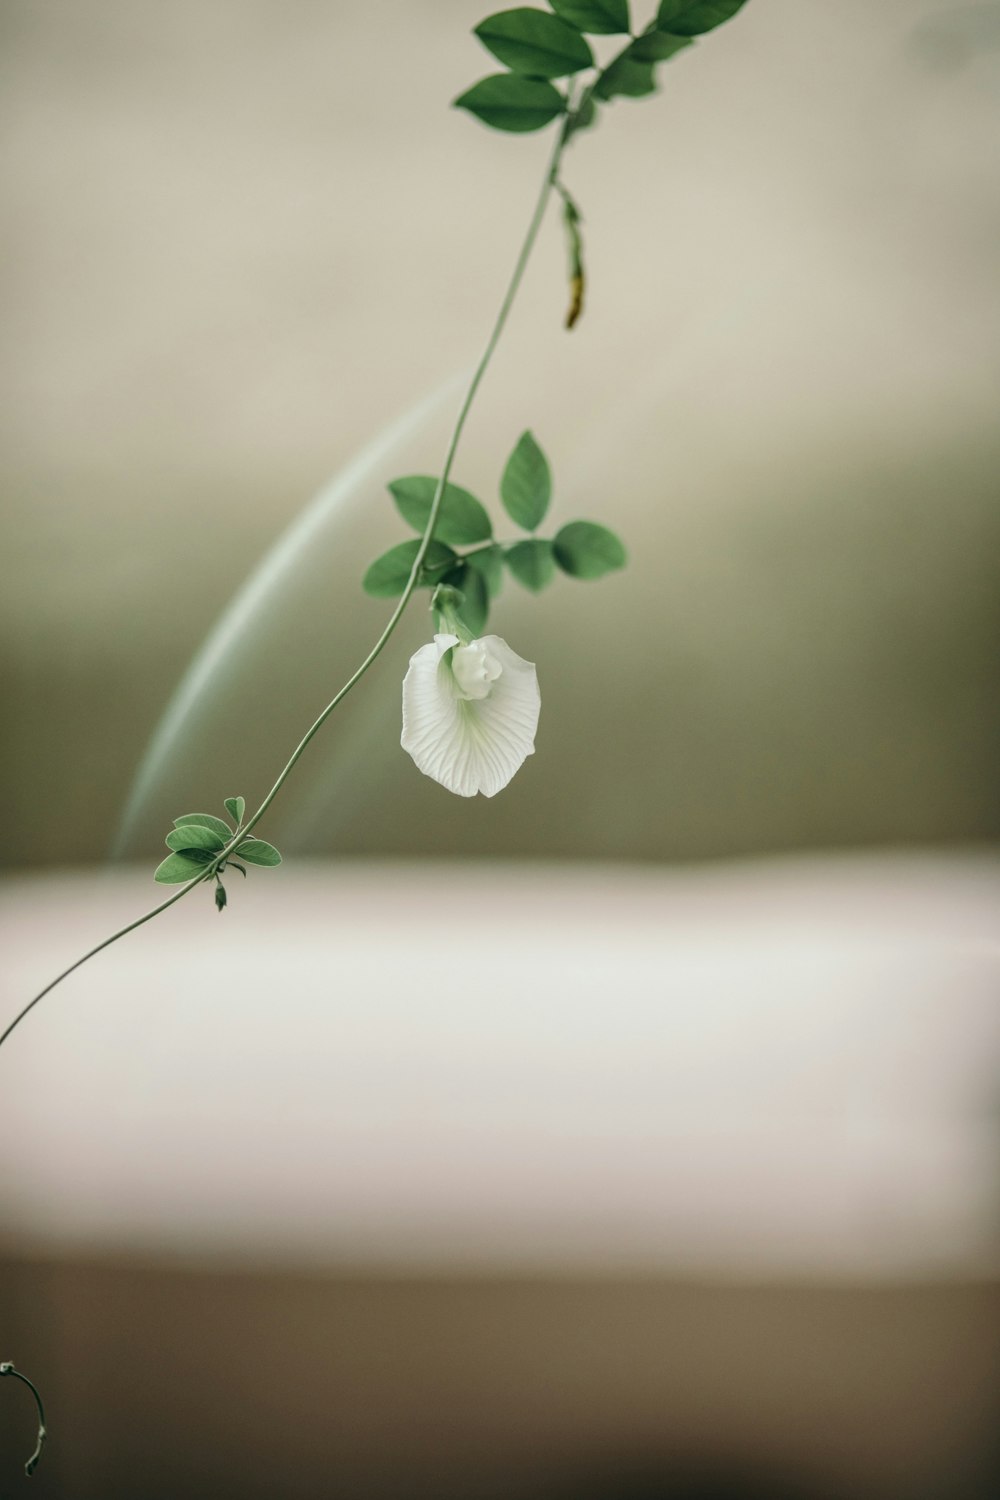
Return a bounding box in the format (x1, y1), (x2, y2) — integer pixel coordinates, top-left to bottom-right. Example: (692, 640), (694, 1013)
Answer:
(442, 563), (491, 636)
(215, 882), (227, 912)
(154, 851), (212, 884)
(501, 430), (552, 531)
(475, 9), (594, 77)
(505, 538), (556, 592)
(223, 796), (245, 825)
(465, 543), (505, 598)
(594, 50), (658, 99)
(362, 539), (458, 598)
(656, 0), (747, 36)
(454, 74), (566, 133)
(235, 838), (282, 868)
(553, 520), (627, 578)
(460, 565), (490, 636)
(566, 89), (599, 137)
(593, 26), (693, 97)
(549, 0), (630, 34)
(389, 476), (493, 548)
(631, 27), (694, 60)
(173, 812), (233, 843)
(165, 822), (227, 853)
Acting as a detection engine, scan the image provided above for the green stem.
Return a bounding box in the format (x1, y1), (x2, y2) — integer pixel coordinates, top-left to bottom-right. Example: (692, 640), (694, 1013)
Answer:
(0, 1362), (48, 1477)
(426, 537), (507, 566)
(0, 874), (209, 1050)
(238, 112), (571, 842)
(0, 111), (574, 1052)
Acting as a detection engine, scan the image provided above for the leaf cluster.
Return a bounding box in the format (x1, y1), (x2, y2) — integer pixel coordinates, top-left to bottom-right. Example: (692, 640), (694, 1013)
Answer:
(454, 1), (749, 132)
(154, 797), (282, 897)
(363, 432), (625, 637)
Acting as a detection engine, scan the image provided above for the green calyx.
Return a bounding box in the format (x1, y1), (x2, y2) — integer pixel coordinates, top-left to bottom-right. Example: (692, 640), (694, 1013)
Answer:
(431, 584), (476, 643)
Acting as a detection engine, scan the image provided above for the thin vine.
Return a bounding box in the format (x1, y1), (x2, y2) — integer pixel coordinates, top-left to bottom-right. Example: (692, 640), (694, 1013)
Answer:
(3, 5), (752, 1471)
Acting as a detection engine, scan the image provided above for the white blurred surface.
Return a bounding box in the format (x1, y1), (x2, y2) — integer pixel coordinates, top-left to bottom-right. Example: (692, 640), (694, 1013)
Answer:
(2, 854), (997, 1277)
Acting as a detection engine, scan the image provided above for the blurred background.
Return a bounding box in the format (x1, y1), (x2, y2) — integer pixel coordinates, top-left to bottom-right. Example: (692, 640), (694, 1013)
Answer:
(1, 1), (998, 1497)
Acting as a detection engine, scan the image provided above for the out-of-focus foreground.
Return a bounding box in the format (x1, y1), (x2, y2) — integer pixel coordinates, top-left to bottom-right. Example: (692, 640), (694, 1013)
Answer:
(2, 858), (1000, 1497)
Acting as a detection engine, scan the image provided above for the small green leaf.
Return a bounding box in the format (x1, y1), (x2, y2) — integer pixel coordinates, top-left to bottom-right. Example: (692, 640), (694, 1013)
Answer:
(506, 538), (556, 592)
(173, 813), (232, 843)
(553, 520), (627, 578)
(165, 823), (226, 853)
(389, 476), (493, 547)
(236, 838), (282, 868)
(656, 0), (747, 36)
(362, 539), (458, 598)
(475, 8), (594, 77)
(154, 851), (212, 884)
(224, 796), (245, 825)
(465, 543), (505, 598)
(594, 50), (657, 99)
(460, 565), (490, 634)
(215, 881), (227, 912)
(549, 0), (630, 35)
(501, 431), (552, 531)
(631, 27), (694, 60)
(454, 74), (566, 133)
(593, 27), (692, 97)
(442, 563), (490, 636)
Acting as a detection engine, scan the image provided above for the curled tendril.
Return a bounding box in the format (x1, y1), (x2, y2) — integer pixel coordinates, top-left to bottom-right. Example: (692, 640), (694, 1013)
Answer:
(1, 1362), (47, 1477)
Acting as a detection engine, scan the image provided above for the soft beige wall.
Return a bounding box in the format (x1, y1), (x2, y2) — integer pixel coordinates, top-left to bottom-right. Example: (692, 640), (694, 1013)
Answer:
(2, 1), (998, 867)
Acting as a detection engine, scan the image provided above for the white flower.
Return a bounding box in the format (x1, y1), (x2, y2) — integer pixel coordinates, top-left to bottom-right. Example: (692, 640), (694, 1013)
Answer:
(401, 633), (540, 797)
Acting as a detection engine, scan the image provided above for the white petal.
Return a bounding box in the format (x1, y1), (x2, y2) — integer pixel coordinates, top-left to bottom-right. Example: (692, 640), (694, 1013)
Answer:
(401, 633), (540, 798)
(451, 640), (503, 700)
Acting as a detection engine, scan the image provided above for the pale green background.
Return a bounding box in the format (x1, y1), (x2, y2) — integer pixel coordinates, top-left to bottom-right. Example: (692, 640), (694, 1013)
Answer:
(2, 0), (997, 868)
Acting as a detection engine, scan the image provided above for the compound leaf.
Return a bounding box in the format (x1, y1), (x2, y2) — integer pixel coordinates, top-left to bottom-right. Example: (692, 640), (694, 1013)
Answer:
(553, 520), (627, 578)
(390, 476), (493, 547)
(549, 0), (630, 35)
(475, 9), (594, 77)
(235, 838), (282, 868)
(656, 0), (747, 36)
(454, 74), (566, 133)
(154, 852), (213, 884)
(165, 822), (227, 853)
(173, 813), (232, 843)
(506, 538), (556, 591)
(363, 539), (458, 598)
(501, 430), (552, 531)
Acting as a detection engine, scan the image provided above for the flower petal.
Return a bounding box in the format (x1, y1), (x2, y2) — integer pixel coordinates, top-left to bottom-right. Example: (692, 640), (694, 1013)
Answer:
(401, 633), (540, 797)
